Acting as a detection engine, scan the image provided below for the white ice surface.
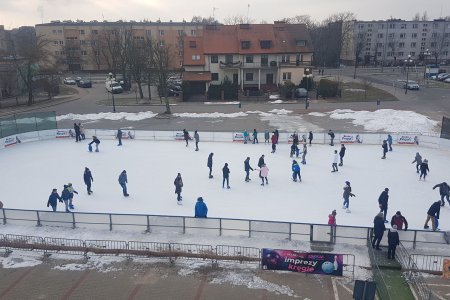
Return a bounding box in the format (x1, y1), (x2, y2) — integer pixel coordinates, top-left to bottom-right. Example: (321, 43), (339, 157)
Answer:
(0, 139), (449, 230)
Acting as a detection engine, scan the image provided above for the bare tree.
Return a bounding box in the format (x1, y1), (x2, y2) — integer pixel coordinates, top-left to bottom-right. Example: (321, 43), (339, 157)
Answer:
(421, 11), (429, 21)
(387, 34), (399, 65)
(412, 13), (421, 21)
(279, 15), (316, 29)
(429, 28), (449, 65)
(153, 43), (173, 114)
(353, 31), (366, 78)
(128, 37), (147, 99)
(223, 15), (254, 25)
(191, 16), (218, 24)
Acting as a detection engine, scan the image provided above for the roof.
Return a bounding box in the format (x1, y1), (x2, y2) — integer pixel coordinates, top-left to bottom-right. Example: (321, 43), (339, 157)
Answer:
(182, 71), (211, 82)
(36, 21), (201, 27)
(201, 24), (313, 55)
(183, 36), (205, 66)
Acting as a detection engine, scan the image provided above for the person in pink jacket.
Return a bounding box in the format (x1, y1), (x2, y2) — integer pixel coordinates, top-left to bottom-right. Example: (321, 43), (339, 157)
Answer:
(259, 164), (269, 186)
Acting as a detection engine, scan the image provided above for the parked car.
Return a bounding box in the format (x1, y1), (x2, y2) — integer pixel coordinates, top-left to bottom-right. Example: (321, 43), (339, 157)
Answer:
(63, 77), (76, 85)
(444, 78), (450, 83)
(105, 80), (123, 94)
(78, 79), (92, 88)
(294, 88), (308, 98)
(116, 78), (131, 91)
(75, 77), (82, 83)
(437, 73), (449, 81)
(404, 81), (420, 90)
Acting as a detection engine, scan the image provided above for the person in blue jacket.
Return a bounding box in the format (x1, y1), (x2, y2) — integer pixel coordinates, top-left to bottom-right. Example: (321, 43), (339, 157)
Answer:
(61, 185), (71, 212)
(387, 134), (393, 151)
(243, 129), (249, 144)
(292, 160), (301, 182)
(195, 197), (208, 218)
(47, 188), (62, 212)
(118, 170), (129, 197)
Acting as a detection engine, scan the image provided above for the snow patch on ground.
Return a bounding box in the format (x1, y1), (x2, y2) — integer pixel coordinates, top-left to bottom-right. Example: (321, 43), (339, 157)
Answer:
(268, 100), (284, 104)
(53, 256), (121, 273)
(204, 101), (240, 105)
(345, 88), (366, 92)
(268, 109), (293, 115)
(308, 112), (327, 117)
(0, 251), (42, 269)
(56, 111), (158, 122)
(173, 112), (248, 118)
(269, 95), (280, 100)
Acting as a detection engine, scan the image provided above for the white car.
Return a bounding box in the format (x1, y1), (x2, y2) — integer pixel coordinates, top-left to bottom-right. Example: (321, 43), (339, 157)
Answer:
(404, 81), (420, 90)
(444, 78), (450, 83)
(63, 77), (76, 85)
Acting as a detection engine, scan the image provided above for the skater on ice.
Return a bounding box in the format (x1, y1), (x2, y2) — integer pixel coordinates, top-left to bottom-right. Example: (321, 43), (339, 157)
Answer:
(292, 160), (301, 182)
(243, 129), (249, 144)
(194, 130), (200, 151)
(61, 185), (71, 212)
(84, 167), (94, 195)
(117, 129), (123, 146)
(372, 212), (385, 250)
(424, 200), (440, 231)
(183, 129), (190, 147)
(308, 131), (313, 146)
(381, 140), (388, 159)
(252, 129), (259, 144)
(419, 159), (429, 181)
(387, 225), (399, 259)
(194, 197), (208, 218)
(259, 164), (269, 186)
(89, 136), (100, 152)
(79, 123), (85, 140)
(328, 210), (337, 226)
(222, 163), (231, 189)
(328, 130), (335, 146)
(387, 134), (393, 151)
(342, 181), (355, 212)
(119, 170), (129, 197)
(244, 157), (254, 182)
(271, 133), (277, 153)
(290, 143), (299, 158)
(332, 150), (339, 172)
(74, 123), (81, 142)
(301, 144), (307, 164)
(258, 155), (265, 168)
(274, 129), (279, 144)
(339, 144), (346, 166)
(391, 211), (408, 231)
(47, 188), (62, 212)
(67, 183), (78, 210)
(378, 188), (389, 223)
(264, 130), (270, 144)
(291, 132), (299, 146)
(411, 152), (422, 173)
(432, 182), (449, 206)
(207, 153), (214, 179)
(174, 173), (183, 204)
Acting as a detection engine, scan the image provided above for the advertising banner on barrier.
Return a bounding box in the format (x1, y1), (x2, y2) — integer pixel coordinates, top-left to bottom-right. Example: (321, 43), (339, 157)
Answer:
(175, 132), (185, 141)
(340, 134), (363, 144)
(3, 136), (21, 147)
(233, 132), (244, 142)
(113, 130), (135, 140)
(288, 133), (307, 144)
(56, 129), (73, 139)
(261, 248), (343, 276)
(397, 135), (419, 145)
(443, 259), (450, 279)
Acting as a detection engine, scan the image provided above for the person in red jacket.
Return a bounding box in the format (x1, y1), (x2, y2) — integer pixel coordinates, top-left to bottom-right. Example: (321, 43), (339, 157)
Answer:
(390, 211), (408, 230)
(328, 210), (337, 226)
(271, 133), (278, 153)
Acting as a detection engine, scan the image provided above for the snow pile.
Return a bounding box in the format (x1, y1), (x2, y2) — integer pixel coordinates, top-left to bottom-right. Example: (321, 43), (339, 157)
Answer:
(174, 112), (248, 118)
(56, 111), (158, 122)
(0, 251), (42, 269)
(268, 109), (293, 115)
(53, 256), (120, 273)
(268, 100), (284, 104)
(308, 112), (327, 117)
(269, 95), (280, 100)
(345, 89), (366, 92)
(204, 101), (240, 105)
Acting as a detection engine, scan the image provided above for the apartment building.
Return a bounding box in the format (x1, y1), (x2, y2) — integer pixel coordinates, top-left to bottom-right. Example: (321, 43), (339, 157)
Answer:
(341, 19), (450, 66)
(0, 25), (10, 55)
(183, 23), (314, 95)
(35, 20), (203, 71)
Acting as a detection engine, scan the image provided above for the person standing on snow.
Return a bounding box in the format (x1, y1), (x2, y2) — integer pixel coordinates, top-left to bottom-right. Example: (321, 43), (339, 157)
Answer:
(328, 210), (337, 226)
(308, 131), (313, 146)
(342, 181), (355, 212)
(339, 144), (346, 166)
(119, 170), (129, 197)
(301, 144), (307, 165)
(61, 185), (71, 212)
(271, 133), (278, 153)
(244, 157), (254, 182)
(264, 130), (270, 144)
(207, 153), (214, 179)
(174, 173), (183, 204)
(378, 188), (389, 223)
(117, 129), (123, 146)
(381, 140), (388, 159)
(66, 183), (78, 210)
(183, 129), (190, 147)
(259, 164), (269, 186)
(387, 134), (393, 151)
(391, 211), (408, 230)
(194, 197), (208, 218)
(411, 152), (422, 173)
(47, 188), (62, 212)
(292, 160), (301, 182)
(424, 200), (440, 231)
(372, 212), (386, 250)
(222, 163), (231, 189)
(194, 130), (200, 151)
(433, 182), (450, 206)
(252, 129), (259, 144)
(74, 123), (81, 142)
(419, 159), (429, 181)
(328, 130), (335, 146)
(89, 136), (100, 152)
(84, 167), (94, 195)
(332, 150), (339, 172)
(387, 225), (400, 259)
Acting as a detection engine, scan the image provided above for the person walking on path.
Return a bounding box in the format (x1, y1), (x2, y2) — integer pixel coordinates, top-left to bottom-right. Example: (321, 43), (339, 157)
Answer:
(433, 182), (450, 206)
(372, 212), (386, 250)
(391, 211), (408, 230)
(378, 188), (389, 223)
(47, 188), (62, 212)
(252, 129), (259, 144)
(207, 153), (213, 179)
(308, 131), (313, 146)
(117, 129), (123, 146)
(222, 163), (231, 189)
(83, 167), (94, 195)
(381, 140), (388, 159)
(342, 181), (355, 212)
(174, 173), (183, 204)
(194, 130), (200, 151)
(66, 183), (78, 210)
(79, 123), (86, 140)
(259, 164), (269, 186)
(244, 157), (254, 182)
(328, 130), (335, 146)
(328, 210), (337, 226)
(61, 185), (71, 212)
(292, 160), (301, 182)
(264, 130), (270, 144)
(183, 129), (190, 147)
(74, 123), (81, 142)
(419, 159), (429, 181)
(339, 144), (346, 166)
(194, 197), (208, 218)
(271, 133), (278, 153)
(424, 200), (441, 231)
(301, 144), (307, 165)
(89, 136), (100, 152)
(387, 225), (400, 259)
(332, 150), (339, 172)
(387, 134), (393, 151)
(243, 129), (249, 144)
(411, 152), (422, 173)
(119, 170), (129, 197)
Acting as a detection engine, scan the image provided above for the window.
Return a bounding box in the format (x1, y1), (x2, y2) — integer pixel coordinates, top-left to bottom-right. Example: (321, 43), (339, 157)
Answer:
(92, 30), (98, 35)
(211, 73), (219, 81)
(260, 40), (271, 49)
(159, 30), (164, 36)
(296, 54), (303, 62)
(379, 24), (385, 29)
(411, 33), (417, 38)
(94, 50), (99, 56)
(446, 33), (450, 38)
(399, 42), (405, 48)
(245, 73), (253, 81)
(225, 55), (233, 63)
(377, 42), (383, 47)
(358, 24), (364, 29)
(191, 30), (197, 36)
(59, 41), (64, 45)
(431, 42), (436, 48)
(53, 41), (59, 45)
(377, 33), (383, 38)
(377, 52), (382, 57)
(422, 28), (428, 32)
(295, 40), (306, 46)
(413, 24), (418, 29)
(388, 33), (394, 38)
(389, 23), (395, 29)
(52, 30), (57, 35)
(79, 30), (85, 35)
(261, 55), (268, 66)
(281, 55), (290, 63)
(245, 55), (253, 63)
(191, 55), (200, 61)
(400, 33), (406, 39)
(368, 24), (372, 28)
(55, 51), (59, 55)
(421, 42), (426, 46)
(81, 50), (87, 56)
(241, 41), (250, 49)
(421, 38), (426, 41)
(443, 51), (449, 56)
(189, 41), (197, 48)
(133, 36), (144, 40)
(80, 40), (87, 45)
(159, 40), (165, 46)
(411, 42), (417, 47)
(210, 55), (218, 63)
(398, 51), (404, 57)
(177, 30), (184, 36)
(401, 24), (406, 29)
(282, 72), (291, 80)
(410, 51), (415, 56)
(433, 23), (439, 29)
(146, 30), (151, 36)
(432, 33), (437, 38)
(423, 23), (428, 27)
(422, 33), (427, 37)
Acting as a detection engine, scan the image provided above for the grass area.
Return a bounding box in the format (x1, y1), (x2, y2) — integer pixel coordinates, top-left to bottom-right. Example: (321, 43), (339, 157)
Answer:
(96, 96), (179, 106)
(382, 269), (415, 300)
(339, 81), (398, 102)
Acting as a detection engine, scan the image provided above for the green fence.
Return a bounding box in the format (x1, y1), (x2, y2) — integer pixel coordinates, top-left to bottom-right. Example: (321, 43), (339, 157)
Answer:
(0, 111), (56, 138)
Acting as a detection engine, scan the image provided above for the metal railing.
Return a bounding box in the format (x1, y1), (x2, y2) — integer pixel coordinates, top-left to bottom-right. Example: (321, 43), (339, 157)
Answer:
(409, 254), (449, 274)
(368, 244), (392, 300)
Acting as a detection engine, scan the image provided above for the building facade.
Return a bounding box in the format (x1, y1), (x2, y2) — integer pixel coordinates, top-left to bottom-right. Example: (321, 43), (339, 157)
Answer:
(183, 23), (314, 95)
(341, 19), (450, 66)
(35, 20), (203, 71)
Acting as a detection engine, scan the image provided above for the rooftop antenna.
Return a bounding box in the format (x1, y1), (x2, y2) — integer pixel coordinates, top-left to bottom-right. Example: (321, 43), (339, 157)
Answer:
(37, 5), (44, 24)
(213, 7), (218, 19)
(246, 4), (250, 23)
(102, 13), (105, 21)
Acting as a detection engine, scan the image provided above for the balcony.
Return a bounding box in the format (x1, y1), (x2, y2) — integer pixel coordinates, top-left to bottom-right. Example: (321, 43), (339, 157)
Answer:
(279, 60), (312, 67)
(219, 61), (242, 69)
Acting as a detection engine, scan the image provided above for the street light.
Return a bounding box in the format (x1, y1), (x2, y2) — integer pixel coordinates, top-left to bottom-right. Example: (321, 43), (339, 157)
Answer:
(404, 55), (413, 95)
(423, 49), (431, 80)
(303, 68), (312, 109)
(108, 72), (116, 112)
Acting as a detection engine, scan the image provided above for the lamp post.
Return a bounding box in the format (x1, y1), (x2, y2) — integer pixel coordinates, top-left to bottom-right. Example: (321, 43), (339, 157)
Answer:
(423, 49), (431, 81)
(303, 68), (312, 109)
(108, 72), (116, 112)
(404, 55), (413, 94)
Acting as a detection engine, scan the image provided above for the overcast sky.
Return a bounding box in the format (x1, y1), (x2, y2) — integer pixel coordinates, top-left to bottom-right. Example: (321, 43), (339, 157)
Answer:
(0, 0), (448, 29)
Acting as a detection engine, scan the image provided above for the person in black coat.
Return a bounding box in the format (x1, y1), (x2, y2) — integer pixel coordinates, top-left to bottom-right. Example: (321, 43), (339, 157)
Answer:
(372, 212), (386, 250)
(258, 155), (265, 168)
(308, 131), (313, 145)
(274, 130), (279, 144)
(89, 136), (100, 152)
(339, 144), (346, 166)
(244, 157), (254, 182)
(378, 188), (389, 223)
(47, 188), (62, 212)
(174, 173), (183, 203)
(419, 159), (429, 181)
(222, 163), (230, 189)
(117, 129), (123, 146)
(424, 200), (440, 231)
(183, 129), (190, 147)
(207, 153), (214, 179)
(387, 225), (400, 259)
(328, 130), (335, 146)
(74, 123), (81, 142)
(84, 167), (94, 195)
(433, 182), (450, 206)
(381, 140), (388, 159)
